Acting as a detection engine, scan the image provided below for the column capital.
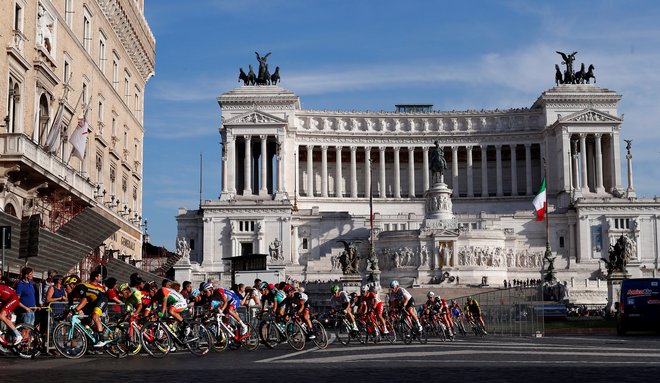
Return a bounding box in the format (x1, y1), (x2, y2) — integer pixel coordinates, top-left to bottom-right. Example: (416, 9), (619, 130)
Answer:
(364, 146), (371, 153)
(422, 146), (429, 152)
(451, 146), (458, 153)
(466, 145), (473, 152)
(321, 145), (328, 151)
(495, 144), (503, 150)
(306, 144), (314, 150)
(579, 133), (587, 139)
(350, 146), (357, 153)
(594, 133), (602, 139)
(480, 144), (488, 151)
(335, 146), (343, 152)
(408, 146), (415, 152)
(379, 146), (387, 153)
(393, 146), (401, 152)
(524, 143), (532, 149)
(244, 135), (252, 141)
(259, 134), (267, 140)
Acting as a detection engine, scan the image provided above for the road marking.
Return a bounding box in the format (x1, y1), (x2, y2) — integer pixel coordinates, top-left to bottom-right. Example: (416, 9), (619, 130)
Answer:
(255, 347), (319, 363)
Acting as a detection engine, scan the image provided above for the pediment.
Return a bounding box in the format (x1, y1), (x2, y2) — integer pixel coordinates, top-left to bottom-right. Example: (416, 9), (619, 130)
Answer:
(224, 110), (287, 125)
(559, 108), (621, 124)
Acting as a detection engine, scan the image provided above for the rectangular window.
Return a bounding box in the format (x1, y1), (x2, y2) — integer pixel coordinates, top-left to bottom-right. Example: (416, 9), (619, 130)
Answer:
(97, 98), (104, 124)
(559, 236), (565, 248)
(82, 11), (91, 51)
(134, 91), (140, 119)
(302, 238), (309, 251)
(98, 33), (106, 73)
(112, 53), (119, 90)
(124, 73), (130, 105)
(14, 3), (23, 31)
(65, 0), (73, 26)
(190, 239), (195, 251)
(64, 60), (71, 84)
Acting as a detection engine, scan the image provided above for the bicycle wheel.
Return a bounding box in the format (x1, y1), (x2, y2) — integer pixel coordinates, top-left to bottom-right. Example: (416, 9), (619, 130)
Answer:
(241, 323), (260, 351)
(52, 322), (87, 359)
(140, 321), (171, 358)
(206, 322), (228, 351)
(185, 321), (212, 356)
(260, 321), (280, 349)
(400, 319), (413, 345)
(356, 319), (368, 345)
(285, 321), (305, 351)
(117, 322), (142, 355)
(335, 320), (351, 346)
(383, 320), (397, 344)
(311, 320), (328, 349)
(14, 324), (42, 359)
(103, 322), (128, 358)
(417, 325), (428, 344)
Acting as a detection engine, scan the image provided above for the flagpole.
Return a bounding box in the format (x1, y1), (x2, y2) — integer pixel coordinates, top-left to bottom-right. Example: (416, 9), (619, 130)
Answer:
(543, 157), (555, 284)
(66, 96), (91, 165)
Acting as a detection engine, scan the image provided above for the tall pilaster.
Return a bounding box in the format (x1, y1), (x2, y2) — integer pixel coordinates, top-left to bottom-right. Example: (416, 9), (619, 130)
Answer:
(610, 131), (623, 193)
(306, 145), (314, 196)
(321, 145), (328, 197)
(480, 145), (488, 197)
(393, 147), (401, 198)
(594, 133), (605, 194)
(495, 144), (503, 197)
(364, 147), (371, 198)
(379, 147), (386, 198)
(227, 135), (236, 195)
(422, 146), (430, 191)
(625, 141), (636, 198)
(510, 144), (517, 196)
(579, 134), (588, 194)
(260, 135), (268, 195)
(408, 147), (415, 197)
(451, 147), (459, 198)
(350, 146), (358, 198)
(525, 143), (532, 196)
(466, 146), (474, 197)
(335, 146), (343, 198)
(244, 135), (252, 195)
(571, 140), (582, 198)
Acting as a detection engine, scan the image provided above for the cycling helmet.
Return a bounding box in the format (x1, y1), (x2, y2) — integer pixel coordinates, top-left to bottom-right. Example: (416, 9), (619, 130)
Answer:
(467, 295), (473, 301)
(427, 291), (435, 299)
(361, 285), (370, 292)
(284, 285), (294, 293)
(349, 292), (358, 299)
(434, 296), (441, 303)
(63, 275), (80, 286)
(369, 286), (378, 293)
(190, 289), (201, 298)
(118, 283), (130, 292)
(201, 282), (213, 291)
(330, 285), (340, 293)
(258, 281), (269, 290)
(267, 283), (275, 290)
(390, 280), (399, 289)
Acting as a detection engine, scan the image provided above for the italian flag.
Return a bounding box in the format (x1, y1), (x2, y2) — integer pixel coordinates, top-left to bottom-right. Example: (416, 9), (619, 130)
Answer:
(532, 178), (546, 221)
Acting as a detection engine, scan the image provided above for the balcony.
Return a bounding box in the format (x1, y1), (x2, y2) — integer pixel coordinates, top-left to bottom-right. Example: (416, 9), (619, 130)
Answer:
(0, 133), (95, 204)
(6, 29), (30, 71)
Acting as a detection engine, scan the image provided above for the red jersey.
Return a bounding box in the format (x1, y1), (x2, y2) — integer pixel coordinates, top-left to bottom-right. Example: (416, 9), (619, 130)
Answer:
(0, 284), (17, 302)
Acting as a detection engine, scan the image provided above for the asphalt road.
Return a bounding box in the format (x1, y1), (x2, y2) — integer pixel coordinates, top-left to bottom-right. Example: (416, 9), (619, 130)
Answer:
(4, 334), (660, 382)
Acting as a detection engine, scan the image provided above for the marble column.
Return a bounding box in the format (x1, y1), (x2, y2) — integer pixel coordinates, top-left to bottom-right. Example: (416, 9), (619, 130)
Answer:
(594, 133), (605, 194)
(379, 147), (386, 198)
(364, 147), (371, 198)
(466, 146), (474, 197)
(525, 143), (532, 196)
(260, 135), (268, 195)
(579, 134), (588, 194)
(244, 135), (252, 195)
(393, 147), (401, 198)
(276, 139), (284, 194)
(495, 144), (503, 197)
(306, 145), (314, 197)
(451, 147), (459, 197)
(335, 146), (343, 198)
(510, 144), (517, 196)
(481, 145), (488, 197)
(422, 146), (430, 191)
(408, 147), (415, 197)
(350, 146), (358, 198)
(321, 145), (328, 197)
(227, 136), (236, 194)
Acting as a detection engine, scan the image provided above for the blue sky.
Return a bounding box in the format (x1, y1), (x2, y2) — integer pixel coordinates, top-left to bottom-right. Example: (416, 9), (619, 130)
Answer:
(142, 0), (660, 249)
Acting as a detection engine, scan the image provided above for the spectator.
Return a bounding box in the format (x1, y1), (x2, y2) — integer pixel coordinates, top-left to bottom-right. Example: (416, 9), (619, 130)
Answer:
(15, 267), (36, 328)
(40, 270), (57, 305)
(45, 275), (67, 304)
(105, 277), (123, 314)
(181, 281), (192, 299)
(162, 279), (172, 288)
(171, 281), (181, 292)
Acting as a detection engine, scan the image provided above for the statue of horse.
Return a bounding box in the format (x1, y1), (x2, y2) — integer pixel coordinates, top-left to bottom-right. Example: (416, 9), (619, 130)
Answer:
(583, 64), (596, 84)
(270, 66), (280, 85)
(429, 141), (448, 183)
(238, 68), (249, 85)
(256, 63), (271, 85)
(574, 63), (586, 84)
(247, 65), (257, 85)
(555, 64), (563, 86)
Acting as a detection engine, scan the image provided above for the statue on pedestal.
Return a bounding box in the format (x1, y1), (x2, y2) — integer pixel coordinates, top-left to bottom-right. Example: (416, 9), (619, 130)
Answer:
(429, 141), (447, 183)
(602, 235), (633, 275)
(337, 240), (361, 274)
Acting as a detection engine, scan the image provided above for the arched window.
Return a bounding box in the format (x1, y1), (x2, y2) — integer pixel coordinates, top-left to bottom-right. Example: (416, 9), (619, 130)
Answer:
(37, 93), (50, 145)
(3, 203), (17, 217)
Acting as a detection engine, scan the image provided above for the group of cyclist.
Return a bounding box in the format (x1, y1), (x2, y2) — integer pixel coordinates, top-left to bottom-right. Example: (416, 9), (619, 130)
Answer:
(328, 280), (487, 337)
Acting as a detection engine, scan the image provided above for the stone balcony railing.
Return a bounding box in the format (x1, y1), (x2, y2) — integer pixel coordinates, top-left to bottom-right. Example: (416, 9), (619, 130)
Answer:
(0, 133), (95, 203)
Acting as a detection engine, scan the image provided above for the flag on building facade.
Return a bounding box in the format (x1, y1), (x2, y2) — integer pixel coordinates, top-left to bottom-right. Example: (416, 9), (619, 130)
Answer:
(44, 104), (64, 153)
(69, 117), (89, 160)
(532, 178), (547, 221)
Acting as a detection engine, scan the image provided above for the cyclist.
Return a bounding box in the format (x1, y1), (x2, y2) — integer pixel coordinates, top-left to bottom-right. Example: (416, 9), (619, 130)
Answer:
(152, 286), (190, 336)
(450, 299), (465, 333)
(329, 285), (358, 331)
(280, 285), (315, 339)
(211, 285), (248, 335)
(465, 296), (487, 334)
(438, 297), (454, 337)
(359, 285), (388, 334)
(0, 277), (30, 345)
(65, 272), (109, 347)
(389, 280), (422, 332)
